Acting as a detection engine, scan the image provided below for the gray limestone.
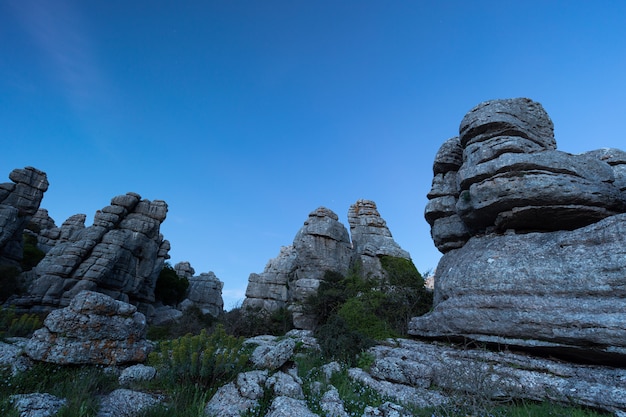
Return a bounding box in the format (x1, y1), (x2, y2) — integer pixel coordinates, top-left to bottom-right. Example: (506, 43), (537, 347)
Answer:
(243, 202), (413, 330)
(183, 271), (224, 317)
(0, 167), (48, 267)
(14, 192), (170, 313)
(416, 97), (626, 363)
(25, 290), (152, 365)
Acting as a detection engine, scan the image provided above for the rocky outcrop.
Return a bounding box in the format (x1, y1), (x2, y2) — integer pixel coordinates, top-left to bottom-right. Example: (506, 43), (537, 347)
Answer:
(243, 202), (411, 329)
(243, 246), (298, 313)
(206, 333), (626, 415)
(14, 192), (170, 314)
(0, 167), (48, 267)
(348, 199), (411, 277)
(243, 207), (353, 329)
(182, 271), (224, 317)
(25, 290), (152, 365)
(366, 338), (626, 413)
(413, 98), (626, 363)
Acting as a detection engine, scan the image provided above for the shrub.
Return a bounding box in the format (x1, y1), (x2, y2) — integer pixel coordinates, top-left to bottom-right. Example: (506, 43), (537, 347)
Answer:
(154, 263), (189, 306)
(314, 315), (373, 366)
(337, 295), (395, 340)
(0, 266), (20, 303)
(304, 270), (349, 325)
(221, 306), (293, 337)
(0, 307), (43, 339)
(147, 305), (218, 341)
(21, 234), (44, 272)
(148, 324), (249, 388)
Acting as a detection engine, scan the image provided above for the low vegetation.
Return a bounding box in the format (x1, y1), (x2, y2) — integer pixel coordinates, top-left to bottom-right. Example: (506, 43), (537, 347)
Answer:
(305, 257), (432, 365)
(0, 257), (614, 417)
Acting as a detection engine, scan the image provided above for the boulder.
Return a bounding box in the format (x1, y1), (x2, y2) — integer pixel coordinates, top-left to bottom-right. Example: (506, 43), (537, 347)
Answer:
(25, 290), (152, 365)
(410, 213), (626, 360)
(14, 192), (170, 313)
(205, 370), (269, 417)
(97, 389), (162, 417)
(0, 167), (48, 267)
(415, 97), (626, 363)
(10, 393), (66, 417)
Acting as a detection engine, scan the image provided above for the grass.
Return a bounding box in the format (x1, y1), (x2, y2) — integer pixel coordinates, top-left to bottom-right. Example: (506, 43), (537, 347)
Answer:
(0, 363), (118, 417)
(0, 309), (617, 417)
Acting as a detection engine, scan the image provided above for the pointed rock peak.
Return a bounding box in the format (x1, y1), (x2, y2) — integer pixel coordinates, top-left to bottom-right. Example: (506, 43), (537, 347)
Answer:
(348, 199), (389, 233)
(306, 206), (339, 221)
(348, 199), (410, 260)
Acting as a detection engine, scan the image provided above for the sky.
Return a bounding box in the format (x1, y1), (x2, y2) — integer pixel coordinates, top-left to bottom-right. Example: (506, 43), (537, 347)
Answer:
(2, 1), (625, 310)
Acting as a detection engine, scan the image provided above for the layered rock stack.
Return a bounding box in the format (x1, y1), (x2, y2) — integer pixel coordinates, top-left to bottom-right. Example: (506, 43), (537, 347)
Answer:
(348, 199), (411, 277)
(411, 98), (626, 363)
(0, 167), (49, 267)
(25, 290), (151, 365)
(14, 192), (170, 316)
(243, 200), (412, 329)
(179, 270), (225, 317)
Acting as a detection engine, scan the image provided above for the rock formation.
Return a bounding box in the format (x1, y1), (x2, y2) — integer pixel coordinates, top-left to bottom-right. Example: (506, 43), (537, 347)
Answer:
(243, 201), (412, 329)
(25, 290), (152, 365)
(412, 98), (626, 363)
(181, 270), (225, 317)
(348, 199), (411, 277)
(13, 192), (170, 315)
(0, 167), (48, 267)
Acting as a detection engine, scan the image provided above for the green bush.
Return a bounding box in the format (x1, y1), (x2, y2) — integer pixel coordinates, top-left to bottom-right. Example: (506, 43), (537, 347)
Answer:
(221, 306), (293, 337)
(154, 263), (189, 306)
(0, 307), (43, 339)
(147, 305), (217, 341)
(148, 324), (249, 388)
(337, 295), (396, 340)
(0, 266), (20, 303)
(314, 315), (373, 366)
(21, 234), (44, 272)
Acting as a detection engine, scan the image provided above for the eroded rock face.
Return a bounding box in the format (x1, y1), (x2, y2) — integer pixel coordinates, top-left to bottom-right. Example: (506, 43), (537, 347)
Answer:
(425, 98), (626, 252)
(243, 207), (353, 329)
(0, 167), (48, 267)
(14, 193), (170, 313)
(243, 202), (412, 329)
(184, 271), (224, 317)
(415, 98), (626, 362)
(25, 290), (151, 365)
(349, 199), (411, 275)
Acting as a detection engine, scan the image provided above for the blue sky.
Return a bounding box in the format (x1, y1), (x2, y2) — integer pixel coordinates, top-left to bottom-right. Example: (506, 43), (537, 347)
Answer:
(2, 1), (625, 309)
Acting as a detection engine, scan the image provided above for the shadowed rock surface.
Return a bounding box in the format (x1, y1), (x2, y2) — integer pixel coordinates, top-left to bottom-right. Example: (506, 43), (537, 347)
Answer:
(414, 97), (626, 363)
(13, 192), (170, 315)
(0, 167), (48, 267)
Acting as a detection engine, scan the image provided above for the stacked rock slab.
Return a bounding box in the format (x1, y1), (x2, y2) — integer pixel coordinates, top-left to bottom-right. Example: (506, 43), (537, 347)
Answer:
(411, 98), (626, 362)
(14, 192), (170, 315)
(244, 207), (353, 329)
(349, 199), (411, 276)
(0, 167), (48, 267)
(25, 290), (151, 365)
(182, 272), (225, 317)
(243, 201), (412, 330)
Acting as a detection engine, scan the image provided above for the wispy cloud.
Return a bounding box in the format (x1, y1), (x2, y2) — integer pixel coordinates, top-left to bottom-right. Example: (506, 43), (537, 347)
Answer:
(9, 0), (113, 115)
